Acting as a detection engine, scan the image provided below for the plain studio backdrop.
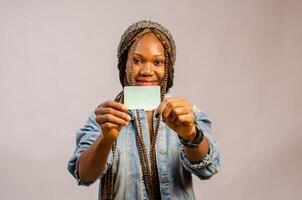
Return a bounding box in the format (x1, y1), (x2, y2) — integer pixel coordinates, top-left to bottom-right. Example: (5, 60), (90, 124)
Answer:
(0, 0), (301, 199)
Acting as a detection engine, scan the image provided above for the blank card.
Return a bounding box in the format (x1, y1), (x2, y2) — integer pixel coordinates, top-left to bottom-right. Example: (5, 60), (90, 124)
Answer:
(124, 86), (160, 110)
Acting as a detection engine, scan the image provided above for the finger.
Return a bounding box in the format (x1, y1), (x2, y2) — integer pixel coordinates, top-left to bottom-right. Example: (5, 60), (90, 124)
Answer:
(100, 122), (121, 131)
(95, 107), (131, 122)
(161, 99), (190, 119)
(175, 113), (195, 126)
(162, 102), (173, 120)
(169, 106), (191, 122)
(156, 98), (181, 114)
(99, 100), (128, 112)
(96, 114), (129, 126)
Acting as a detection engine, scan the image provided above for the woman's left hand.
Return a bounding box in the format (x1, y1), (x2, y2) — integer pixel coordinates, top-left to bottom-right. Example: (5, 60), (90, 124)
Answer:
(157, 97), (196, 141)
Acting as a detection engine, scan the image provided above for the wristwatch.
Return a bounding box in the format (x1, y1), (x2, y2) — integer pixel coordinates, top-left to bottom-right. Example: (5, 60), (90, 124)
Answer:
(178, 122), (204, 148)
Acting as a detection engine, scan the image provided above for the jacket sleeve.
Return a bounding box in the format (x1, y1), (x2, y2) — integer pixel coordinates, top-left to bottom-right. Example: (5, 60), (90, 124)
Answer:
(179, 109), (220, 180)
(67, 112), (113, 186)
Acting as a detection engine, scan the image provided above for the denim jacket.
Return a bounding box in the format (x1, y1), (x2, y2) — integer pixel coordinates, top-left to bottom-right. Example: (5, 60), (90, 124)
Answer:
(67, 107), (220, 200)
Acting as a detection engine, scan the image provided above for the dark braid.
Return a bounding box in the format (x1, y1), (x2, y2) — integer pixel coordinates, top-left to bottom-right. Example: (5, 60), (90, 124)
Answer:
(102, 20), (176, 200)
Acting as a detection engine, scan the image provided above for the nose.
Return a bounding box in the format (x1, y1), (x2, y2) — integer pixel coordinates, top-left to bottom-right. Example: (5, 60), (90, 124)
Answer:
(140, 62), (154, 75)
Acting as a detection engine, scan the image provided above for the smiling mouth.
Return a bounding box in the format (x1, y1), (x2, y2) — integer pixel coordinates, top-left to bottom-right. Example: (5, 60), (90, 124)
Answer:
(135, 80), (158, 86)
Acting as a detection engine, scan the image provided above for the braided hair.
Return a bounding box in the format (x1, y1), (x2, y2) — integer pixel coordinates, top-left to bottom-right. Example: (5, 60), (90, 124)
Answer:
(102, 20), (176, 200)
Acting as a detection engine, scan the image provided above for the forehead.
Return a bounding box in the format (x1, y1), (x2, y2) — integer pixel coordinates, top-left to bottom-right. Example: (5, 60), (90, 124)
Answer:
(134, 32), (165, 55)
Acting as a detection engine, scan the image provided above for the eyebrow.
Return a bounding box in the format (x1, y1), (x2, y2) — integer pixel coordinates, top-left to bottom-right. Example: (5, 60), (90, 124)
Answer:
(134, 53), (165, 58)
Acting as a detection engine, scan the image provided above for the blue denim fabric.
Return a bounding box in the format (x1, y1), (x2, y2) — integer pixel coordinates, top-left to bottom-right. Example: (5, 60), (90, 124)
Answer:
(67, 108), (220, 200)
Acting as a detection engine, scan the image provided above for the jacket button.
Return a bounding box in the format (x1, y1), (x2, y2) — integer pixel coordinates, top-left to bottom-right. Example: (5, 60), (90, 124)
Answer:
(162, 176), (168, 183)
(160, 148), (166, 155)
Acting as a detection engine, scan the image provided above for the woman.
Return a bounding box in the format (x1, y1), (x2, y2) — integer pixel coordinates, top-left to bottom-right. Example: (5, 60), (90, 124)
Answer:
(68, 20), (220, 200)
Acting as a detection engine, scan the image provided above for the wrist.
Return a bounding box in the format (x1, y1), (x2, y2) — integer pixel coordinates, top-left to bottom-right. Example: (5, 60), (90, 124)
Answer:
(102, 129), (119, 143)
(181, 128), (197, 142)
(178, 123), (204, 148)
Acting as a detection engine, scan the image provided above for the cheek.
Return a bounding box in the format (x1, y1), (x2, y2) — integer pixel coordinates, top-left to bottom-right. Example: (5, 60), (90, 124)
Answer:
(157, 66), (165, 80)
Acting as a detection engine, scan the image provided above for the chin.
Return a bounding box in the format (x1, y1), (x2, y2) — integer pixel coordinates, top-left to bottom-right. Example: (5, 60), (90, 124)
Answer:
(135, 82), (159, 86)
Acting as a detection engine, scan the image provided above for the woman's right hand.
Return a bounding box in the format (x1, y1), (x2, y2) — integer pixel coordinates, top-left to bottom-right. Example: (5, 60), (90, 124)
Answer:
(95, 100), (131, 141)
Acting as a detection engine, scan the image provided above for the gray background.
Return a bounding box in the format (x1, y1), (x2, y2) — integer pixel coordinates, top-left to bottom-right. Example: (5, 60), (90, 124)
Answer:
(1, 0), (301, 199)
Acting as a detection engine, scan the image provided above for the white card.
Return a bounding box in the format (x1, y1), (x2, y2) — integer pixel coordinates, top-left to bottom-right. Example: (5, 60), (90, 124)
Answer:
(124, 86), (160, 110)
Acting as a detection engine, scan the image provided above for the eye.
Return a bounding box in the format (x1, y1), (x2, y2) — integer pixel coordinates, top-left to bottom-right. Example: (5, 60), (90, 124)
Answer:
(154, 60), (164, 66)
(133, 58), (141, 65)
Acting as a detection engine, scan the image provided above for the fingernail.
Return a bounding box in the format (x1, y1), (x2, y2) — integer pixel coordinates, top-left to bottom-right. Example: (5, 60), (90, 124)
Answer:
(127, 111), (134, 121)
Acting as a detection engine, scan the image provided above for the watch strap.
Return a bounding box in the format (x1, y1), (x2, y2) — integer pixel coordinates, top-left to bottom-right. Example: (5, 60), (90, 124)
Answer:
(178, 123), (204, 148)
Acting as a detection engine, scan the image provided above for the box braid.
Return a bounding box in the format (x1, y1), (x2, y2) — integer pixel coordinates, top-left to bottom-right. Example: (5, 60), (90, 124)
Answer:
(102, 20), (176, 200)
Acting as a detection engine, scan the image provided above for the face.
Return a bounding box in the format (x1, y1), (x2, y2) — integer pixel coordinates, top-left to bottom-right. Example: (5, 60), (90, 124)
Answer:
(125, 32), (165, 86)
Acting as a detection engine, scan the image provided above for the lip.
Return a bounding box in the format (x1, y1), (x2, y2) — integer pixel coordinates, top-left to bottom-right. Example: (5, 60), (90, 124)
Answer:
(135, 80), (158, 86)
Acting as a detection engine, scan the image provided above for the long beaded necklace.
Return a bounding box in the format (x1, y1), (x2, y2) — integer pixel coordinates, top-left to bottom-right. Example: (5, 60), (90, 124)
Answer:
(102, 28), (171, 200)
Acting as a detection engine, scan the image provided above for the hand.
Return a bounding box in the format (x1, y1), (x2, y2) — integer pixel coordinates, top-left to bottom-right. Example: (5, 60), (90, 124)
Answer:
(95, 100), (131, 141)
(157, 97), (196, 141)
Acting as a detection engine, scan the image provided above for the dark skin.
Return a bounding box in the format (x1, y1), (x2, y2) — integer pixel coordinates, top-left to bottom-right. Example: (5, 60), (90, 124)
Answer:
(78, 33), (209, 184)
